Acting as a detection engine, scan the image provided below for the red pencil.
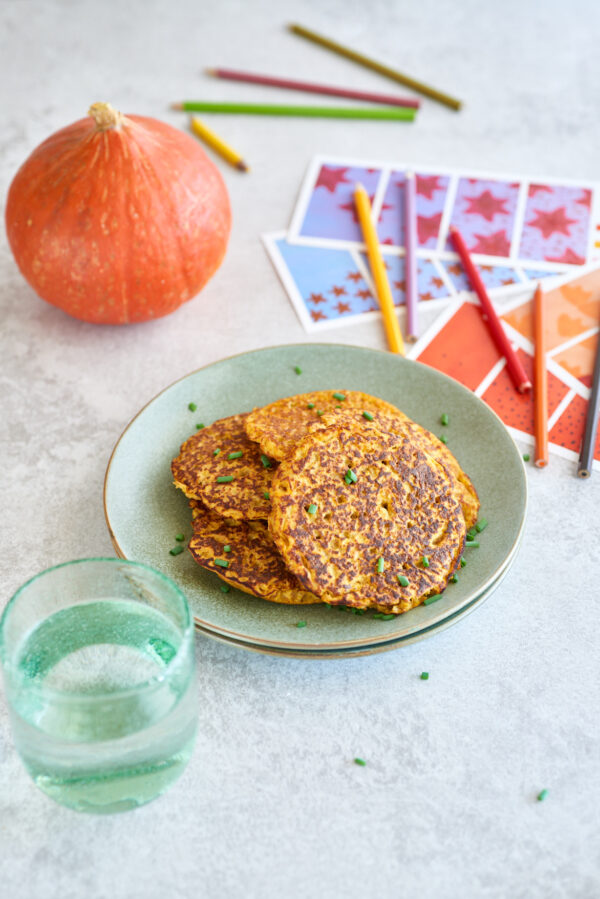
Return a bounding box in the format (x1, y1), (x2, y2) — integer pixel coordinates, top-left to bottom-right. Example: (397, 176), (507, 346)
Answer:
(206, 67), (421, 109)
(449, 226), (532, 393)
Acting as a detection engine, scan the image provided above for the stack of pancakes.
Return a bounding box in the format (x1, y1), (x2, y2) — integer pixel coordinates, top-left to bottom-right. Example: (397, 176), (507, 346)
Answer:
(171, 391), (479, 615)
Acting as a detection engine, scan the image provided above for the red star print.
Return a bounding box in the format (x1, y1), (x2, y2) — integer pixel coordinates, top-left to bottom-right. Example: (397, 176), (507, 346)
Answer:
(382, 237), (394, 245)
(431, 277), (445, 289)
(416, 175), (442, 199)
(335, 301), (351, 314)
(339, 195), (374, 222)
(417, 212), (442, 244)
(355, 289), (372, 299)
(479, 265), (494, 272)
(470, 230), (511, 256)
(308, 293), (326, 305)
(315, 166), (351, 193)
(377, 202), (393, 222)
(546, 247), (585, 265)
(346, 271), (363, 282)
(447, 263), (463, 276)
(330, 285), (347, 297)
(420, 291), (434, 301)
(464, 190), (509, 222)
(394, 280), (406, 291)
(527, 206), (576, 239)
(529, 184), (553, 197)
(501, 277), (515, 285)
(310, 309), (326, 322)
(577, 189), (591, 208)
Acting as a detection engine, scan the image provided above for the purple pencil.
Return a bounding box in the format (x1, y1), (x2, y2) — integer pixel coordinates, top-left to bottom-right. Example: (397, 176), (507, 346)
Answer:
(404, 171), (418, 341)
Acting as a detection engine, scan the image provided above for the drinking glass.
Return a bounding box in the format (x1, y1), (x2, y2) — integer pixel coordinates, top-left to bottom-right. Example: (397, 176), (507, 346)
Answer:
(0, 558), (197, 814)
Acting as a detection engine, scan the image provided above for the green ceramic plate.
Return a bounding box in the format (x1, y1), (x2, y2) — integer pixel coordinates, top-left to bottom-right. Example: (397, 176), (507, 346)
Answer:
(104, 344), (527, 652)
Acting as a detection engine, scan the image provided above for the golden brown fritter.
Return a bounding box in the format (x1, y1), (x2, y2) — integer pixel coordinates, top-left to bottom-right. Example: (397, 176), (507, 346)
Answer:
(172, 413), (275, 521)
(188, 501), (319, 604)
(268, 421), (466, 614)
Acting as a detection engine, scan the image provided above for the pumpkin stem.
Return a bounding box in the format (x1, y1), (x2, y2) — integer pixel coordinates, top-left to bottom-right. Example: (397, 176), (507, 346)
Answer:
(88, 102), (124, 131)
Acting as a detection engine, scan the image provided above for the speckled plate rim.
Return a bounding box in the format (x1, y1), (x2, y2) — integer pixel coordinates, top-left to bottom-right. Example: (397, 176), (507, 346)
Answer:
(104, 343), (527, 652)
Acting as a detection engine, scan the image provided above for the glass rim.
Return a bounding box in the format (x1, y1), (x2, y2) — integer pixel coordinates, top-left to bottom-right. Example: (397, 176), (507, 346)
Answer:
(0, 557), (194, 701)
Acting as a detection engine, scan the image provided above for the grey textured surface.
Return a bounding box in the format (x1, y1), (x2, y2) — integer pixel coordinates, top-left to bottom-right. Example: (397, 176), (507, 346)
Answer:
(1, 0), (599, 897)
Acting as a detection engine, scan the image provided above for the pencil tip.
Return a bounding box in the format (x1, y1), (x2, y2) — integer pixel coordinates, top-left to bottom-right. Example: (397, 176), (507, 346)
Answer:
(171, 102), (183, 110)
(205, 68), (216, 76)
(237, 161), (249, 172)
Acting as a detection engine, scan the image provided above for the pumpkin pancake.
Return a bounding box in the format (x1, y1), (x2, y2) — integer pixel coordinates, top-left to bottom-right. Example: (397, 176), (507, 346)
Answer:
(172, 413), (276, 521)
(188, 501), (319, 604)
(268, 421), (466, 614)
(308, 409), (479, 529)
(245, 390), (409, 462)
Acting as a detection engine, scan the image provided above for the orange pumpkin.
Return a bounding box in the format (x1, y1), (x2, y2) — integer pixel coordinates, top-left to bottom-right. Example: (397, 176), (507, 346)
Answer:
(5, 102), (231, 324)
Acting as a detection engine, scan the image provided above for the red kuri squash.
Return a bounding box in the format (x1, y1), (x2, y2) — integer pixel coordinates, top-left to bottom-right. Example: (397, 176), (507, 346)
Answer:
(5, 102), (231, 324)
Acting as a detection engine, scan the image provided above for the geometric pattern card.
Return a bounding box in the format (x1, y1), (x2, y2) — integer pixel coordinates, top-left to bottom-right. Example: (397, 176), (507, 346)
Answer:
(289, 156), (600, 277)
(407, 273), (600, 470)
(263, 231), (561, 333)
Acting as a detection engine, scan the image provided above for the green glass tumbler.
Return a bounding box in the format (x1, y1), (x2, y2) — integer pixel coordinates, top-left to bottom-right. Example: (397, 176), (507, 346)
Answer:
(0, 558), (197, 814)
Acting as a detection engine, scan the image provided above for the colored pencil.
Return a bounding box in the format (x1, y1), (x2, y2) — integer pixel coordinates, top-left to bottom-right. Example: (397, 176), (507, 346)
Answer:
(449, 226), (532, 393)
(206, 67), (420, 109)
(533, 284), (549, 468)
(288, 23), (462, 111)
(354, 183), (405, 355)
(577, 328), (600, 478)
(404, 172), (418, 341)
(190, 117), (249, 172)
(172, 102), (415, 121)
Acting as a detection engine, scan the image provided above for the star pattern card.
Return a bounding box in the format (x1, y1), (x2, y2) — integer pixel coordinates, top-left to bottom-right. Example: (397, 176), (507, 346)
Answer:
(407, 263), (600, 471)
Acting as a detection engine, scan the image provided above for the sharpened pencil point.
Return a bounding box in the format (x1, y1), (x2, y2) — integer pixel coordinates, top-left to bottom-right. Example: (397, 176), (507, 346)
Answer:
(205, 68), (216, 76)
(236, 160), (249, 172)
(171, 102), (183, 110)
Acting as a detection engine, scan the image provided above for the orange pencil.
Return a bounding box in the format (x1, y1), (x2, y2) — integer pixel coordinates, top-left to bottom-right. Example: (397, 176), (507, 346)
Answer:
(533, 283), (548, 468)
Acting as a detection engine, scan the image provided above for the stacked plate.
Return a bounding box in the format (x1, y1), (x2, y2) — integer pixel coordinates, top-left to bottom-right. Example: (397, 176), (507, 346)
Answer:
(104, 345), (527, 659)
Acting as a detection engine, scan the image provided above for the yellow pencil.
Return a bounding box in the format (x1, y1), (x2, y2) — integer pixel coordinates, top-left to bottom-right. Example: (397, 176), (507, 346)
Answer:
(189, 116), (249, 172)
(354, 183), (405, 355)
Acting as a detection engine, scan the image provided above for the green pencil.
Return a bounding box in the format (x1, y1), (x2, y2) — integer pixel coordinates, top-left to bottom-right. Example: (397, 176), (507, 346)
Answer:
(172, 101), (416, 121)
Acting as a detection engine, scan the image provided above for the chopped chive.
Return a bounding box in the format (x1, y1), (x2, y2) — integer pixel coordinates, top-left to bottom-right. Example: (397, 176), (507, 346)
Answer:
(333, 393), (346, 401)
(169, 545), (184, 556)
(537, 789), (549, 801)
(397, 575), (409, 587)
(307, 503), (318, 515)
(296, 620), (307, 628)
(440, 413), (449, 426)
(335, 405), (342, 409)
(465, 541), (480, 548)
(476, 518), (488, 532)
(214, 558), (229, 569)
(424, 594), (441, 605)
(354, 758), (366, 766)
(439, 434), (448, 444)
(523, 453), (530, 461)
(421, 555), (430, 568)
(345, 468), (358, 484)
(467, 527), (477, 538)
(451, 573), (458, 583)
(355, 608), (366, 615)
(213, 448), (221, 456)
(316, 409), (324, 416)
(223, 545), (231, 553)
(380, 614), (395, 620)
(220, 584), (230, 593)
(466, 534), (476, 542)
(307, 403), (315, 409)
(420, 671), (429, 680)
(175, 533), (185, 542)
(460, 557), (466, 568)
(227, 451), (243, 460)
(196, 423), (205, 430)
(263, 491), (270, 500)
(217, 475), (234, 483)
(362, 411), (374, 421)
(260, 453), (272, 468)
(376, 556), (385, 573)
(188, 402), (197, 412)
(294, 365), (302, 375)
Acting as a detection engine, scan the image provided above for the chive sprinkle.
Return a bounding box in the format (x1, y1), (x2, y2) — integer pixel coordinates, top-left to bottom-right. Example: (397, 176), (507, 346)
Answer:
(316, 410), (324, 416)
(537, 789), (549, 801)
(466, 534), (476, 542)
(333, 393), (346, 401)
(175, 533), (185, 542)
(260, 453), (272, 468)
(379, 614), (395, 620)
(169, 545), (184, 556)
(354, 758), (366, 766)
(440, 413), (449, 426)
(213, 448), (221, 456)
(451, 573), (458, 583)
(188, 402), (197, 412)
(422, 555), (430, 568)
(424, 594), (441, 605)
(294, 366), (302, 375)
(460, 557), (466, 568)
(214, 558), (229, 569)
(307, 504), (318, 515)
(376, 556), (384, 573)
(467, 527), (477, 538)
(362, 411), (374, 421)
(523, 453), (530, 461)
(420, 672), (429, 680)
(345, 468), (358, 484)
(335, 405), (341, 409)
(196, 423), (205, 430)
(296, 620), (307, 628)
(263, 491), (270, 500)
(220, 584), (230, 593)
(217, 475), (234, 483)
(465, 541), (480, 548)
(476, 518), (488, 532)
(307, 403), (315, 409)
(439, 434), (448, 444)
(228, 451), (243, 460)
(223, 545), (231, 553)
(397, 575), (409, 587)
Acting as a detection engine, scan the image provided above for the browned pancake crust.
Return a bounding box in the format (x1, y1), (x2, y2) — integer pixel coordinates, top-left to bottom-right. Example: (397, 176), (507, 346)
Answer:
(269, 422), (466, 614)
(172, 413), (275, 521)
(245, 390), (408, 462)
(188, 501), (319, 604)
